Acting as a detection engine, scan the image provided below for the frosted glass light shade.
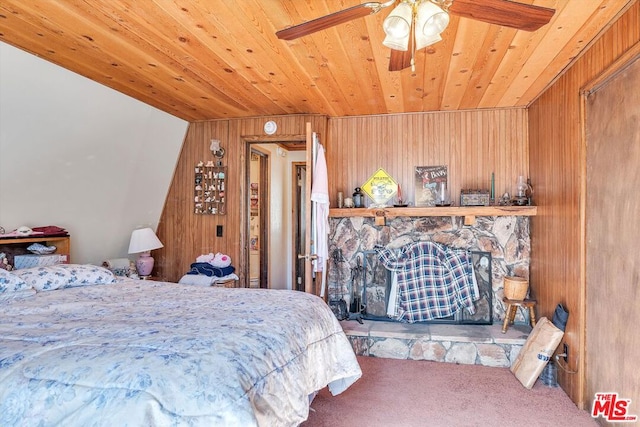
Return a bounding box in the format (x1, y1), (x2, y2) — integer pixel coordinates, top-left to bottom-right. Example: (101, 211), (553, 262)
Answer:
(416, 32), (442, 50)
(416, 1), (449, 37)
(383, 33), (410, 51)
(383, 2), (412, 39)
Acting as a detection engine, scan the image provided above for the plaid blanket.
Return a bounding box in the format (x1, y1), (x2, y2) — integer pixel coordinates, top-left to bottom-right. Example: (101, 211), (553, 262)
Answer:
(376, 242), (479, 322)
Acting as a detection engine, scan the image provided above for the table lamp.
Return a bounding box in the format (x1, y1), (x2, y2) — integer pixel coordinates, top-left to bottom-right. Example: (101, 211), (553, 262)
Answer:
(128, 227), (164, 278)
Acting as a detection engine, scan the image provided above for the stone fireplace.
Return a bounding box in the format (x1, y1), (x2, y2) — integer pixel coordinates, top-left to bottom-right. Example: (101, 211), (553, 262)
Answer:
(355, 249), (493, 324)
(327, 215), (531, 324)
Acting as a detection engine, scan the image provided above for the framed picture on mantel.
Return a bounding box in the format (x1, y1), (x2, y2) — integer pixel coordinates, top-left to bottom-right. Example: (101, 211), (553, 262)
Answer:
(415, 165), (447, 207)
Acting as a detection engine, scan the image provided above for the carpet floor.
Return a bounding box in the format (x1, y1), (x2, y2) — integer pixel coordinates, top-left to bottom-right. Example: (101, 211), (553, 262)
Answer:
(302, 356), (597, 427)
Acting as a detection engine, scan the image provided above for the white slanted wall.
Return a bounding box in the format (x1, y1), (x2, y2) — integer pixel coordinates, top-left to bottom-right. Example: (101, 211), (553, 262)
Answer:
(0, 42), (188, 265)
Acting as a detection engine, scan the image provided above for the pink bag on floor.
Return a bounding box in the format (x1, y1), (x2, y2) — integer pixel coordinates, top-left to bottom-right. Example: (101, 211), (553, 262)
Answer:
(510, 317), (564, 389)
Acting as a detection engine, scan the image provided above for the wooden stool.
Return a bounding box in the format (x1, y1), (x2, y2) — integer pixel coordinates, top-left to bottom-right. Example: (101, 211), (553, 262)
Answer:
(501, 297), (537, 333)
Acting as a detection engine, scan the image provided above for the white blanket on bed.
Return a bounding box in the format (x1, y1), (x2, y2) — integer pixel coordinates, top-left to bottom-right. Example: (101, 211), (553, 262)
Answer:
(0, 279), (361, 426)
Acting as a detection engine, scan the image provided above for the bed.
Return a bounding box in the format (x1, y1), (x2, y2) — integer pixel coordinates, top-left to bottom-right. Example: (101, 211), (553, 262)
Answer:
(0, 264), (362, 426)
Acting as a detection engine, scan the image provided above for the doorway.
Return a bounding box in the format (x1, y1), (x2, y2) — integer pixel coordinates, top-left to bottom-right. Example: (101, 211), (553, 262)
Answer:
(245, 140), (307, 290)
(249, 148), (269, 289)
(292, 162), (306, 291)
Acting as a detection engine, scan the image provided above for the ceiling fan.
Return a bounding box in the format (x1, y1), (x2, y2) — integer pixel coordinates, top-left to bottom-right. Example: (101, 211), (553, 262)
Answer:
(276, 0), (555, 72)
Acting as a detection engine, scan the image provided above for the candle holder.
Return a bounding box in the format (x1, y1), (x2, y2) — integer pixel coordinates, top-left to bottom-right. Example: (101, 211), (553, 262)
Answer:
(394, 184), (408, 207)
(435, 181), (451, 207)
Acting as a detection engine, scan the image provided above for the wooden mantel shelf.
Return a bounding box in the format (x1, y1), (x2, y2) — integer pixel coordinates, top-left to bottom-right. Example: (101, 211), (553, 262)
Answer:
(329, 205), (536, 224)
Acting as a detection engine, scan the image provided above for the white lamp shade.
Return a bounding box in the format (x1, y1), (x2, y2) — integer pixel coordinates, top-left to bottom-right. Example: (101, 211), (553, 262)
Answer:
(383, 2), (412, 39)
(416, 1), (449, 37)
(128, 228), (164, 254)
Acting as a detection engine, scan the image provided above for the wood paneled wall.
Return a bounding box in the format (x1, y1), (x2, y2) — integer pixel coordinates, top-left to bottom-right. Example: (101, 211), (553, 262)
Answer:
(326, 109), (528, 207)
(156, 109), (527, 285)
(155, 114), (327, 284)
(527, 2), (639, 409)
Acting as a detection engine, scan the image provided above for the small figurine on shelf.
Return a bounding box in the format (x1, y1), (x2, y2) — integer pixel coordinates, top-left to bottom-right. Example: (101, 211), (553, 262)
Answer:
(0, 252), (13, 271)
(128, 261), (139, 280)
(499, 192), (511, 206)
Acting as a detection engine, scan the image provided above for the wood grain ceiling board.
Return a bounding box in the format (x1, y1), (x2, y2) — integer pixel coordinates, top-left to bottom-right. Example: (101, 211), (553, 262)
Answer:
(492, 0), (592, 107)
(518, 0), (638, 103)
(441, 17), (494, 110)
(0, 2), (203, 119)
(0, 0), (634, 121)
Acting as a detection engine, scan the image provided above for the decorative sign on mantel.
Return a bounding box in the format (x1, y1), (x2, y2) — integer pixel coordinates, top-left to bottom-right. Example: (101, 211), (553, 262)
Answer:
(360, 168), (398, 207)
(415, 165), (448, 207)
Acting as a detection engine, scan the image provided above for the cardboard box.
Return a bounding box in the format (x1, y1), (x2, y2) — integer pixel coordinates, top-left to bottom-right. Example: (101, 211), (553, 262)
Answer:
(510, 317), (564, 389)
(14, 254), (69, 270)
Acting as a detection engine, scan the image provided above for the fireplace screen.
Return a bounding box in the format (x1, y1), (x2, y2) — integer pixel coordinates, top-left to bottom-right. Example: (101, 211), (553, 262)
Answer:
(361, 250), (493, 324)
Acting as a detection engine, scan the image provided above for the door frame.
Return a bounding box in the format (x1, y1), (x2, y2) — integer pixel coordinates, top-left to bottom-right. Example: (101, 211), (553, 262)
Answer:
(291, 161), (306, 291)
(241, 134), (306, 289)
(249, 147), (270, 288)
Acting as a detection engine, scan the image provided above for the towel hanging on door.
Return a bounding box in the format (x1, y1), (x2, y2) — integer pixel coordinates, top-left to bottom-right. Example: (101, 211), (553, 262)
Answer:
(311, 137), (329, 296)
(311, 141), (329, 272)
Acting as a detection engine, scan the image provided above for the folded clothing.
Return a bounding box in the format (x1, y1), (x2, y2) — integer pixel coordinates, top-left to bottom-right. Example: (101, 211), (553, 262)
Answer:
(186, 262), (235, 277)
(31, 225), (69, 237)
(178, 273), (239, 286)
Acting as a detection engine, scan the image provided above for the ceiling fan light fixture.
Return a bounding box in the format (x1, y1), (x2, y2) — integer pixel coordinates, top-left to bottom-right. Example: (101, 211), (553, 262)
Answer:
(383, 33), (410, 51)
(382, 2), (412, 38)
(416, 1), (449, 37)
(415, 32), (442, 50)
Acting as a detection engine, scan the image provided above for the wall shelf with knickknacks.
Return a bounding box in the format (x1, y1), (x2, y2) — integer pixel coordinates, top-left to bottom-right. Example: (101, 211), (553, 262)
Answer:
(194, 161), (226, 215)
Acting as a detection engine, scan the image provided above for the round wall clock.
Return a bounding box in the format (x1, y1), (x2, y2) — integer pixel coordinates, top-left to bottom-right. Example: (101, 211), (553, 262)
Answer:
(264, 120), (277, 135)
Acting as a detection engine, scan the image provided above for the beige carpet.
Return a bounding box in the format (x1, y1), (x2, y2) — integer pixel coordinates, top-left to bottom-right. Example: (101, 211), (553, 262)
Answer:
(303, 356), (597, 427)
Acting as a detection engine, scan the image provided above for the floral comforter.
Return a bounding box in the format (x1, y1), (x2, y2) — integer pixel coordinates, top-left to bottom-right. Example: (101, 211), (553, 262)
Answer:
(0, 279), (361, 426)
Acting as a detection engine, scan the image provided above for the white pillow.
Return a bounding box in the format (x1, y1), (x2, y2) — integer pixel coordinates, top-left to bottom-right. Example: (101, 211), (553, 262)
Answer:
(11, 266), (73, 292)
(0, 269), (33, 293)
(11, 264), (116, 292)
(55, 264), (117, 288)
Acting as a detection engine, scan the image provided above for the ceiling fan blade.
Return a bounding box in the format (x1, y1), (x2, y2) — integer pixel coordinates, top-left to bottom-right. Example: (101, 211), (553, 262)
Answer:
(449, 0), (555, 32)
(389, 49), (412, 71)
(276, 2), (392, 40)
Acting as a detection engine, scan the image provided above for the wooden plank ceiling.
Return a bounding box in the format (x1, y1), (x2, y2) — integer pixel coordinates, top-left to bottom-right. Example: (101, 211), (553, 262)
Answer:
(0, 0), (634, 121)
